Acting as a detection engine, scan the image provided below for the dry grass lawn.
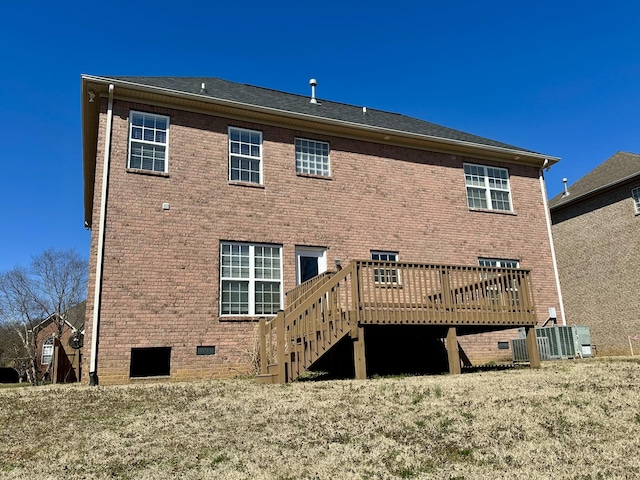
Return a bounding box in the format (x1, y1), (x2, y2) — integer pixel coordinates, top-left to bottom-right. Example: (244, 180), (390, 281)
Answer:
(1, 358), (640, 479)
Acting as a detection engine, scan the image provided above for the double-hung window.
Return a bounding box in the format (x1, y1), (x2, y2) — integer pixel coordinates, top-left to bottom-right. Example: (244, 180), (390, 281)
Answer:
(128, 111), (169, 172)
(220, 242), (282, 316)
(371, 251), (399, 285)
(478, 258), (520, 305)
(295, 138), (330, 176)
(229, 127), (262, 184)
(42, 337), (54, 365)
(464, 163), (512, 211)
(632, 187), (640, 213)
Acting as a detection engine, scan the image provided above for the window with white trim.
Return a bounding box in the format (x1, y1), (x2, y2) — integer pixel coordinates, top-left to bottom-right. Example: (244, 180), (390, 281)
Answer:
(128, 111), (169, 172)
(632, 186), (640, 213)
(220, 242), (282, 315)
(295, 138), (330, 176)
(478, 258), (519, 268)
(464, 163), (512, 211)
(478, 258), (520, 305)
(229, 127), (262, 184)
(371, 251), (399, 284)
(42, 337), (54, 365)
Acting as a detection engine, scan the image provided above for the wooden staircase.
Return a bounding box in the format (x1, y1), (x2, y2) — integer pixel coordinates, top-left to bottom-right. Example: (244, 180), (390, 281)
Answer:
(257, 260), (541, 383)
(257, 263), (360, 383)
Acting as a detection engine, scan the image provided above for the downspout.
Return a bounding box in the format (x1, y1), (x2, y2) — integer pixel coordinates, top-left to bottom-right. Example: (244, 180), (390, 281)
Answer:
(89, 84), (114, 386)
(539, 160), (567, 326)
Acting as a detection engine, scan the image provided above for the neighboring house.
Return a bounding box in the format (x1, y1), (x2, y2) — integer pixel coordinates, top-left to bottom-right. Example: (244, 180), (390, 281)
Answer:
(81, 75), (563, 385)
(34, 301), (85, 383)
(549, 151), (640, 356)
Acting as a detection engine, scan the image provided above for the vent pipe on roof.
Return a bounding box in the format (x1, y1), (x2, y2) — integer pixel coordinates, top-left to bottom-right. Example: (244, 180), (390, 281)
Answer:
(363, 106), (367, 115)
(562, 178), (570, 197)
(309, 78), (318, 104)
(200, 82), (207, 94)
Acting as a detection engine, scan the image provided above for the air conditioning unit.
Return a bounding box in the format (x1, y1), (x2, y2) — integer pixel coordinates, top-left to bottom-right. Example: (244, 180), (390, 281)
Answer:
(535, 325), (592, 359)
(511, 337), (551, 362)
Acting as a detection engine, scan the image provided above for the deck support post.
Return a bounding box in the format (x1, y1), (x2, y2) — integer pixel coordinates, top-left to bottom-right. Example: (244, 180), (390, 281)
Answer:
(525, 326), (541, 368)
(275, 311), (287, 382)
(446, 327), (461, 375)
(258, 318), (267, 375)
(351, 326), (367, 380)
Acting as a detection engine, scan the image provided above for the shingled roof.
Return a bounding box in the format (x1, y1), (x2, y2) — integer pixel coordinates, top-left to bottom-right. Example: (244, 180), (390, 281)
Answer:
(549, 151), (640, 210)
(102, 76), (546, 155)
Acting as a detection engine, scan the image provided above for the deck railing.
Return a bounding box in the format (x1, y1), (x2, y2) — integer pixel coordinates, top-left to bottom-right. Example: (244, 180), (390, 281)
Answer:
(355, 261), (536, 326)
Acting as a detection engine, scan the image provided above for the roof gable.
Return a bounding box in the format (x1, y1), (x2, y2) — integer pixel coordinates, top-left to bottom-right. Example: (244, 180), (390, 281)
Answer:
(549, 151), (640, 210)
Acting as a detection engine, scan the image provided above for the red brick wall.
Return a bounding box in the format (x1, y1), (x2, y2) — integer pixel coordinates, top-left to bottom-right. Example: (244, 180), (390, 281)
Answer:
(84, 99), (562, 384)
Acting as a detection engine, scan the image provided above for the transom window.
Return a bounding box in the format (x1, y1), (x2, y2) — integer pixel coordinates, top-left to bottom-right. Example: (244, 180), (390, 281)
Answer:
(371, 251), (399, 284)
(229, 127), (262, 184)
(295, 138), (330, 176)
(632, 187), (640, 213)
(128, 111), (169, 172)
(220, 242), (282, 315)
(464, 163), (512, 211)
(42, 337), (54, 365)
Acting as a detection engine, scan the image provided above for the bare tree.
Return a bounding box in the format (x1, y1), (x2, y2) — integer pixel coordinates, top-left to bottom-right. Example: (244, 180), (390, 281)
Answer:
(0, 249), (88, 384)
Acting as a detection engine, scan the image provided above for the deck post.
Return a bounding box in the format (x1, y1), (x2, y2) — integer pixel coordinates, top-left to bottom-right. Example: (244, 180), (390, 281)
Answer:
(351, 326), (367, 379)
(275, 311), (287, 382)
(258, 318), (267, 375)
(445, 327), (461, 375)
(525, 326), (541, 368)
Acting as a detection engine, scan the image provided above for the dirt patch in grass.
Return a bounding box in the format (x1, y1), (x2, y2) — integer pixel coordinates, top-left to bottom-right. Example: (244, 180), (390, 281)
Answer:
(1, 358), (639, 479)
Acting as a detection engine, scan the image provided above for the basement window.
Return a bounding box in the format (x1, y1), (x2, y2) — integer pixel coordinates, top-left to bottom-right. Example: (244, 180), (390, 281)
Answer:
(196, 346), (216, 356)
(130, 347), (171, 378)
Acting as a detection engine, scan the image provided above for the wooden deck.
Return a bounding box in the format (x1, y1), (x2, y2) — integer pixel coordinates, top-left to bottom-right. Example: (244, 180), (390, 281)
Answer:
(258, 260), (541, 383)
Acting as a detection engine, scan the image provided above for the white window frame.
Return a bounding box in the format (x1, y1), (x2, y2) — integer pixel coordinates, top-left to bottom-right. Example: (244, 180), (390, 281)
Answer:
(228, 127), (263, 184)
(371, 251), (400, 285)
(478, 258), (520, 305)
(41, 337), (54, 365)
(632, 186), (640, 214)
(295, 138), (330, 177)
(478, 258), (520, 268)
(295, 246), (328, 285)
(128, 111), (169, 173)
(220, 242), (283, 316)
(464, 163), (513, 212)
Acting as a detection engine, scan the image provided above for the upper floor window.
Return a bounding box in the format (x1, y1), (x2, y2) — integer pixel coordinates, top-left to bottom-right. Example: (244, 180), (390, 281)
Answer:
(295, 138), (330, 177)
(128, 111), (169, 172)
(220, 242), (282, 316)
(371, 251), (399, 284)
(632, 187), (640, 213)
(464, 163), (512, 212)
(42, 337), (54, 365)
(229, 127), (262, 184)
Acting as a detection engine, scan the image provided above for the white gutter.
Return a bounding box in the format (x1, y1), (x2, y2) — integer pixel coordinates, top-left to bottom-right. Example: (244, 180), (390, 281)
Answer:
(89, 84), (114, 386)
(81, 75), (560, 165)
(540, 162), (567, 326)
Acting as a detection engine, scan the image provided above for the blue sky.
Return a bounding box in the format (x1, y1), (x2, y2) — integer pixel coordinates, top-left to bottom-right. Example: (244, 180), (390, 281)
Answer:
(1, 0), (639, 273)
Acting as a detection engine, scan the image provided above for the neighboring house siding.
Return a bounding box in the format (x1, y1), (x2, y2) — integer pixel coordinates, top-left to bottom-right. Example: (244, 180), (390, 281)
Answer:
(551, 184), (640, 356)
(84, 98), (562, 384)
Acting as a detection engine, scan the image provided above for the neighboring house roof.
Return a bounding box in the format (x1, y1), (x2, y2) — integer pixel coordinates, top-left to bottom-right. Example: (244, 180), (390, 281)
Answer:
(549, 151), (640, 210)
(32, 301), (86, 334)
(81, 75), (560, 227)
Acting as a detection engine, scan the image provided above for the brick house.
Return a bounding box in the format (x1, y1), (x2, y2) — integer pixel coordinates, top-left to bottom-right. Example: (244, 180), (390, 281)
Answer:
(81, 75), (564, 385)
(549, 151), (640, 356)
(33, 301), (85, 383)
